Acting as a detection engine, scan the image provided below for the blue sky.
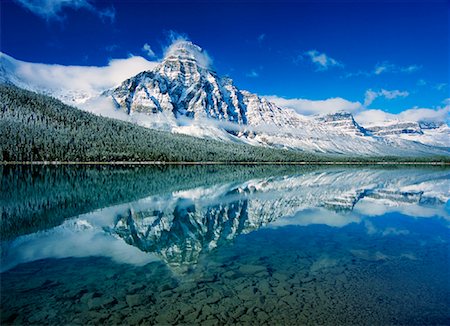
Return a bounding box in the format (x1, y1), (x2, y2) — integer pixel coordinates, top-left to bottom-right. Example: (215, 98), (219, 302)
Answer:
(1, 0), (449, 116)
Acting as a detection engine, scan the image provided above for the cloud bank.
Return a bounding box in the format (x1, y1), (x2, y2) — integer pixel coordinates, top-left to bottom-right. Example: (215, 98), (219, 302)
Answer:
(355, 105), (450, 125)
(265, 93), (448, 126)
(264, 95), (362, 115)
(1, 52), (158, 100)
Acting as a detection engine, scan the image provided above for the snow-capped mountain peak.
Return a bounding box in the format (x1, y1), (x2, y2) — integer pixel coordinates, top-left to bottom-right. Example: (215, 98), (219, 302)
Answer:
(163, 40), (212, 68)
(101, 41), (449, 156)
(1, 45), (449, 157)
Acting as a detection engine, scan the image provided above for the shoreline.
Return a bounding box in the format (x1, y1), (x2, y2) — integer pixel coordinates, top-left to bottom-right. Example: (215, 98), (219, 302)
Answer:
(1, 161), (449, 166)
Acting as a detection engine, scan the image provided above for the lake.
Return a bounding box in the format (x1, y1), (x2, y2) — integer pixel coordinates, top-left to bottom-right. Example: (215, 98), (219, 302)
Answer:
(1, 165), (449, 325)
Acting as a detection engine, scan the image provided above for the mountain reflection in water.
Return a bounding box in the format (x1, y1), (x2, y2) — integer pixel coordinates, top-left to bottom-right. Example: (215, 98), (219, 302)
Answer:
(1, 165), (449, 325)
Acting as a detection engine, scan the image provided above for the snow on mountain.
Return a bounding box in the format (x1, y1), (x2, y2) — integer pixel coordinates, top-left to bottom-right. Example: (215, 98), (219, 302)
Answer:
(316, 112), (369, 136)
(364, 120), (423, 136)
(362, 120), (449, 148)
(1, 43), (448, 156)
(104, 41), (448, 156)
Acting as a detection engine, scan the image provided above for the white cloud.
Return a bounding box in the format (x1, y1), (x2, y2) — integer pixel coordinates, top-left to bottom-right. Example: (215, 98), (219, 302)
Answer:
(373, 62), (394, 75)
(268, 208), (360, 228)
(163, 36), (213, 69)
(14, 0), (115, 22)
(364, 89), (409, 106)
(266, 92), (448, 126)
(355, 106), (450, 125)
(246, 70), (259, 78)
(355, 198), (449, 219)
(401, 65), (421, 73)
(374, 61), (421, 75)
(142, 43), (156, 58)
(1, 217), (159, 272)
(264, 95), (362, 115)
(303, 50), (343, 71)
(398, 106), (449, 123)
(1, 52), (158, 99)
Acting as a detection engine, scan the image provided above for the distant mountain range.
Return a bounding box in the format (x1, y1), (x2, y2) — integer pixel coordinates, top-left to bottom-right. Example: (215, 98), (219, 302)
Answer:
(1, 42), (449, 157)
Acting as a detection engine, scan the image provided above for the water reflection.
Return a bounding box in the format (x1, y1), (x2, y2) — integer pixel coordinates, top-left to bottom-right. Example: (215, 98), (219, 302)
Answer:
(2, 167), (448, 273)
(2, 165), (449, 325)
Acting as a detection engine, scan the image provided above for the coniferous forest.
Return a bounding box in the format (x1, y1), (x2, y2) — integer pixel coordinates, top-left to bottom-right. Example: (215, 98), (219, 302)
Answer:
(0, 84), (325, 162)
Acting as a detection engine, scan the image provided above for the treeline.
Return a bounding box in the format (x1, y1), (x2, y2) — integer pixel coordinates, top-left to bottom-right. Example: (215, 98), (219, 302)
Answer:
(0, 85), (323, 162)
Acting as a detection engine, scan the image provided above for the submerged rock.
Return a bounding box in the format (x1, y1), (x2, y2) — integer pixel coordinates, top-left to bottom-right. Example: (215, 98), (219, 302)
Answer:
(238, 264), (267, 274)
(126, 294), (144, 308)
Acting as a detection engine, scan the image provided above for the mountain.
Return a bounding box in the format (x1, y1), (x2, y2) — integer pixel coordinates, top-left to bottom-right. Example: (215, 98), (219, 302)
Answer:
(316, 112), (369, 136)
(364, 121), (423, 136)
(0, 84), (324, 162)
(1, 43), (449, 156)
(362, 120), (450, 148)
(105, 41), (448, 156)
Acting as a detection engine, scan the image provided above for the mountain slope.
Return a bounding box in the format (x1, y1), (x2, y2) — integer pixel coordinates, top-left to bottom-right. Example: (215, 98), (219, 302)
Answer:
(0, 84), (329, 162)
(362, 120), (450, 148)
(105, 41), (449, 157)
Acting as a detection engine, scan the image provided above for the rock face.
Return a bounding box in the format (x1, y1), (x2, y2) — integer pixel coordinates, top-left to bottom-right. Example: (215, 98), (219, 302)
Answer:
(107, 41), (301, 130)
(109, 195), (276, 272)
(316, 112), (369, 136)
(361, 120), (449, 148)
(365, 121), (423, 136)
(104, 41), (448, 156)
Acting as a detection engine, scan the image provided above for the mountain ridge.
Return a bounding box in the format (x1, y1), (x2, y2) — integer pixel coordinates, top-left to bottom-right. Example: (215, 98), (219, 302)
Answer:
(104, 41), (448, 156)
(1, 42), (449, 156)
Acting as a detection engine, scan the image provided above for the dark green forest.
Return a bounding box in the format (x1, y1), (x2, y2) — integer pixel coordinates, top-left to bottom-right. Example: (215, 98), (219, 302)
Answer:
(0, 84), (326, 162)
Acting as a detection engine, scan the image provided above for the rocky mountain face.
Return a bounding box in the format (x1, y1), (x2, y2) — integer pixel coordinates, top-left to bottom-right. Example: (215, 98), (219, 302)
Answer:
(316, 112), (369, 136)
(107, 41), (302, 131)
(105, 41), (448, 156)
(365, 121), (423, 136)
(361, 120), (449, 148)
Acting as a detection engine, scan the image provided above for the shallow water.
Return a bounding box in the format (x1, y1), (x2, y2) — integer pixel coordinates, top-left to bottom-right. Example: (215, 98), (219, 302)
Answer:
(1, 165), (449, 325)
